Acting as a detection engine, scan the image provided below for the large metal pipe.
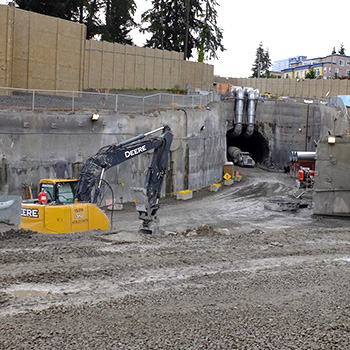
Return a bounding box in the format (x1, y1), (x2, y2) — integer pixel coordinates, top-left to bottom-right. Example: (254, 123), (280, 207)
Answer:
(233, 87), (244, 136)
(245, 88), (258, 137)
(290, 151), (316, 162)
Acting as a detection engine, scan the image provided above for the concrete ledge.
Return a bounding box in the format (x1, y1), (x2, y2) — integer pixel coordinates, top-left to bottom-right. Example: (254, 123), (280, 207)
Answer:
(176, 190), (193, 200)
(0, 195), (21, 226)
(210, 183), (221, 192)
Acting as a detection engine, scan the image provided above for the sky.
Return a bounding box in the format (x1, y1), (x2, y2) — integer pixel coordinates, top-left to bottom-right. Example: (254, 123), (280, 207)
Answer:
(131, 0), (350, 78)
(2, 0), (350, 78)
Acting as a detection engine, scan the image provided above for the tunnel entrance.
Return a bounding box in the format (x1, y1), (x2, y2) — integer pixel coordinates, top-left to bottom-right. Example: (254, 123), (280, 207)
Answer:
(226, 126), (269, 165)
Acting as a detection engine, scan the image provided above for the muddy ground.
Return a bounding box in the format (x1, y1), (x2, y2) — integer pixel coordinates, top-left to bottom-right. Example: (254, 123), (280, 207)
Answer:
(1, 168), (350, 350)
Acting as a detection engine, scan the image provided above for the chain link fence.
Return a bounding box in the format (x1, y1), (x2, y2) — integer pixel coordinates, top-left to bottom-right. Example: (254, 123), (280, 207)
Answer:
(0, 87), (219, 113)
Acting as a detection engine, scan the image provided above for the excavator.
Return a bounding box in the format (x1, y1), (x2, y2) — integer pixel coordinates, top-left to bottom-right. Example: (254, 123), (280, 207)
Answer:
(20, 125), (173, 234)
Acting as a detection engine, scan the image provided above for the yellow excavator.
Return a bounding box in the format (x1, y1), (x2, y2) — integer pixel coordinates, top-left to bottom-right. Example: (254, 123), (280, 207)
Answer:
(20, 126), (173, 234)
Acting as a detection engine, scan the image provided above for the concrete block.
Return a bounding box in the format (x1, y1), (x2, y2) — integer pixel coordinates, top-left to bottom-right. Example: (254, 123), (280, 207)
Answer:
(105, 199), (123, 211)
(176, 190), (193, 200)
(0, 195), (21, 226)
(209, 183), (221, 192)
(107, 203), (123, 211)
(224, 179), (234, 186)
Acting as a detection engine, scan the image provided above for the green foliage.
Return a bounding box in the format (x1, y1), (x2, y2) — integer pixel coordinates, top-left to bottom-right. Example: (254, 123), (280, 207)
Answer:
(251, 42), (271, 78)
(305, 67), (316, 79)
(141, 0), (225, 61)
(101, 0), (136, 44)
(338, 43), (346, 55)
(15, 0), (79, 20)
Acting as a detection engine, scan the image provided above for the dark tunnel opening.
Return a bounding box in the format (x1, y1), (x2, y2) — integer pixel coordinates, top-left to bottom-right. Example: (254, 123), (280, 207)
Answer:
(226, 126), (269, 165)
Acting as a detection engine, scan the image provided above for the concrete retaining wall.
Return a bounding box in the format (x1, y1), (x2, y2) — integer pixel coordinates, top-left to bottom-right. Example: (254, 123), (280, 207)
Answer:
(0, 98), (346, 204)
(0, 105), (226, 202)
(225, 99), (343, 169)
(314, 135), (350, 216)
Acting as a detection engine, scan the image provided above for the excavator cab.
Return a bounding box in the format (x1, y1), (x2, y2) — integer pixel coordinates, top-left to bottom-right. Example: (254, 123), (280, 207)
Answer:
(39, 179), (78, 204)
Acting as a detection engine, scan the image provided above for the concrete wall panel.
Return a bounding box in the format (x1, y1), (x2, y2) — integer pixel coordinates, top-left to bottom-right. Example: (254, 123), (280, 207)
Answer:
(216, 76), (350, 99)
(0, 6), (9, 87)
(124, 45), (136, 89)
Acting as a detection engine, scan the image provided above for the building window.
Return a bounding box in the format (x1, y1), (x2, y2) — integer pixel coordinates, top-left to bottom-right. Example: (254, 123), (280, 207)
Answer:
(296, 71), (300, 78)
(286, 73), (290, 78)
(315, 68), (320, 76)
(335, 68), (339, 74)
(329, 67), (332, 73)
(347, 61), (350, 66)
(347, 70), (350, 76)
(339, 60), (344, 66)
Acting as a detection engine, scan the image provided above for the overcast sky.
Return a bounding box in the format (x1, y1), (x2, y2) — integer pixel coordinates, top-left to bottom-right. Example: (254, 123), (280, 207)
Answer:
(132, 0), (350, 78)
(2, 0), (350, 78)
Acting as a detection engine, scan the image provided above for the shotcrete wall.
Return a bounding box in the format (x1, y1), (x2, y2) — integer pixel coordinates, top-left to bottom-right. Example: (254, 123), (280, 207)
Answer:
(314, 135), (350, 216)
(224, 99), (344, 169)
(0, 99), (345, 203)
(0, 105), (226, 202)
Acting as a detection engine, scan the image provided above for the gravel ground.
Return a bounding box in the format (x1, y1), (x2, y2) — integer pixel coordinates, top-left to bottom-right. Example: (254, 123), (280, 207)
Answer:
(1, 168), (350, 350)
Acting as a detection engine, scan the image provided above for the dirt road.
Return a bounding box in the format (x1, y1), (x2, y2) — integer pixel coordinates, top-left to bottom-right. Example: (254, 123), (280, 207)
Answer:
(1, 168), (350, 349)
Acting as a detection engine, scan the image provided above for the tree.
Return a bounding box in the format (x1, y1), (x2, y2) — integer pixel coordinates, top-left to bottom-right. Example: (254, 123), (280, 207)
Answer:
(338, 43), (346, 55)
(332, 46), (336, 55)
(251, 42), (271, 78)
(101, 0), (136, 44)
(141, 0), (224, 61)
(72, 0), (103, 39)
(197, 0), (225, 62)
(15, 0), (79, 20)
(305, 67), (316, 79)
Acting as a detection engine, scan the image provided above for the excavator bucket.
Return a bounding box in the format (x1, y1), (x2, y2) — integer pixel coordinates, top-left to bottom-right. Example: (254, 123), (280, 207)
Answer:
(20, 202), (110, 234)
(139, 216), (160, 235)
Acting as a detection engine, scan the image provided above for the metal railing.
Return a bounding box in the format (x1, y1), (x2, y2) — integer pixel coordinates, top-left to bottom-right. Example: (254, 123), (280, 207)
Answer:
(0, 87), (219, 113)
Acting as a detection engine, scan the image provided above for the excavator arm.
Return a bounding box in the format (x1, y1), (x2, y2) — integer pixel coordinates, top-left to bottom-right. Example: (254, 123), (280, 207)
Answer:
(75, 125), (173, 234)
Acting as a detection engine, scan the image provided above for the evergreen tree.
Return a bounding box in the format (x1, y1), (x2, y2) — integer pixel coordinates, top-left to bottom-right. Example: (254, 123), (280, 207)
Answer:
(305, 67), (316, 79)
(15, 0), (79, 20)
(141, 0), (224, 61)
(197, 0), (225, 62)
(251, 42), (271, 78)
(338, 43), (345, 55)
(101, 0), (136, 44)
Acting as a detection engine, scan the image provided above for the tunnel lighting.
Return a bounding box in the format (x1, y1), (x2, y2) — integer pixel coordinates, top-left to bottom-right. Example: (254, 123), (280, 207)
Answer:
(91, 113), (100, 122)
(327, 135), (336, 144)
(298, 128), (302, 132)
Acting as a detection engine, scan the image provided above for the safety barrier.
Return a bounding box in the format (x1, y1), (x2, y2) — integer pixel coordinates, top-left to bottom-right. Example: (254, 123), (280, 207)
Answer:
(0, 87), (218, 113)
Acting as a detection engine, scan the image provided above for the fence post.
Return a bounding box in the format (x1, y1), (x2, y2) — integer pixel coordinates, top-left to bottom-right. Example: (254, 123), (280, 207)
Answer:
(115, 94), (118, 113)
(142, 96), (145, 114)
(72, 91), (75, 112)
(159, 94), (161, 109)
(32, 90), (35, 112)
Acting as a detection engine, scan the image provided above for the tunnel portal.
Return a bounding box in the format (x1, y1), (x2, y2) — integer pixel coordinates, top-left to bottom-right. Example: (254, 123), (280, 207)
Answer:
(226, 126), (269, 166)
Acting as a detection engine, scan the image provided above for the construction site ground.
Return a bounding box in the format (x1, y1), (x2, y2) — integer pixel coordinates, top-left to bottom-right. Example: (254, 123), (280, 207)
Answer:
(1, 167), (350, 350)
